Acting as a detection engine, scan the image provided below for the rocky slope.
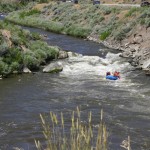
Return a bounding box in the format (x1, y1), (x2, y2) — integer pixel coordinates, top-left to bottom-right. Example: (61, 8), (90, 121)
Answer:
(88, 25), (150, 75)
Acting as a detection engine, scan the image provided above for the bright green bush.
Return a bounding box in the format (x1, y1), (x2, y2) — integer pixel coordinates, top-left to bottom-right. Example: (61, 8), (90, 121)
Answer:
(100, 30), (111, 40)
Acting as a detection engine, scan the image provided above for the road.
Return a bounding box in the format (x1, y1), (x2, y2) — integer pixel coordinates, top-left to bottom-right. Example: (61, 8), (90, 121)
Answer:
(101, 4), (140, 7)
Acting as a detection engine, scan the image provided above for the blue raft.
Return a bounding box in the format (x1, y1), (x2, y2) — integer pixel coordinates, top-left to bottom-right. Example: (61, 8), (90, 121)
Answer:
(106, 75), (119, 80)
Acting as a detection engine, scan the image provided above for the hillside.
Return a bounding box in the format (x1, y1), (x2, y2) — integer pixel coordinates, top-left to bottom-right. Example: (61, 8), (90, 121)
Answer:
(5, 2), (150, 75)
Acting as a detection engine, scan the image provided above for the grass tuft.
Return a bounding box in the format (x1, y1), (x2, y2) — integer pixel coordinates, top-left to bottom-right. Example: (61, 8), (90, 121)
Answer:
(35, 108), (108, 150)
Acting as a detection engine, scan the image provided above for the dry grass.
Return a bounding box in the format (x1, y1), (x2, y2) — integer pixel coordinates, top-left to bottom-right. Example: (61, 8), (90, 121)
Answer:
(35, 108), (108, 150)
(0, 0), (19, 3)
(102, 0), (141, 4)
(33, 3), (49, 11)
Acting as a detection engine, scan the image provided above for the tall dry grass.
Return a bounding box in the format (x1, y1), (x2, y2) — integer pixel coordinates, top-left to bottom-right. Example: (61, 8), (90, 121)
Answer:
(35, 108), (108, 150)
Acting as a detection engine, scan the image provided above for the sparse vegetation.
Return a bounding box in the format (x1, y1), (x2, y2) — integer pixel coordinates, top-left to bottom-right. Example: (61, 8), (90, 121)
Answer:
(35, 108), (108, 150)
(19, 9), (40, 19)
(125, 7), (140, 17)
(6, 2), (149, 42)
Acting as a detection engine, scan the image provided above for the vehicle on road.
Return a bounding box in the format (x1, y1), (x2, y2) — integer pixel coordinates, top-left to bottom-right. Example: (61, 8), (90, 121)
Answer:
(93, 0), (100, 5)
(141, 0), (150, 6)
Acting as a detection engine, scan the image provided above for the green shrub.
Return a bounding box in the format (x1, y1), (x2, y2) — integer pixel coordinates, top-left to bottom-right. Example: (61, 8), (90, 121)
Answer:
(65, 25), (91, 38)
(125, 7), (140, 17)
(46, 46), (59, 59)
(114, 30), (126, 41)
(10, 61), (20, 72)
(101, 6), (112, 15)
(19, 9), (40, 19)
(0, 58), (10, 75)
(140, 19), (145, 25)
(0, 1), (24, 13)
(23, 53), (40, 70)
(0, 42), (9, 55)
(145, 19), (150, 28)
(31, 32), (41, 40)
(100, 30), (111, 40)
(38, 0), (50, 3)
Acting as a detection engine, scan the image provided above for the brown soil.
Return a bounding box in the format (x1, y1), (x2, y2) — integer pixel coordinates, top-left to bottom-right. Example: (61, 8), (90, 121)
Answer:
(0, 30), (12, 47)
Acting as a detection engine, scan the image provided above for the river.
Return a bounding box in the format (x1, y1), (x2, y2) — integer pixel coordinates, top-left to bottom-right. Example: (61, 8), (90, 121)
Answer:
(0, 15), (150, 150)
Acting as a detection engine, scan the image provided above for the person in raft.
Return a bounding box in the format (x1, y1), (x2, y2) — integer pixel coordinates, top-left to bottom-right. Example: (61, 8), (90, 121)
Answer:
(106, 71), (120, 80)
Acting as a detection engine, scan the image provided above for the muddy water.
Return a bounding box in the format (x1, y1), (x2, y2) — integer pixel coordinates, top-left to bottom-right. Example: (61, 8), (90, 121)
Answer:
(0, 19), (150, 150)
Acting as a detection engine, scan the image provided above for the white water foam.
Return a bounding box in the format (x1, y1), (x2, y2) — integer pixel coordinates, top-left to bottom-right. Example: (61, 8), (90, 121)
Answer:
(58, 52), (148, 99)
(60, 52), (133, 78)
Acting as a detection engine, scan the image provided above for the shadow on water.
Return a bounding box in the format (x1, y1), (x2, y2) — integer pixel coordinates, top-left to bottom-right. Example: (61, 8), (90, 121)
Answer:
(0, 15), (150, 150)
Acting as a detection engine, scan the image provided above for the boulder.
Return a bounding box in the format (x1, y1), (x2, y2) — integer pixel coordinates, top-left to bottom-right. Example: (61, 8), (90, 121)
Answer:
(133, 35), (143, 44)
(142, 59), (150, 69)
(58, 50), (68, 59)
(23, 67), (32, 73)
(121, 50), (132, 58)
(67, 51), (79, 57)
(43, 62), (63, 73)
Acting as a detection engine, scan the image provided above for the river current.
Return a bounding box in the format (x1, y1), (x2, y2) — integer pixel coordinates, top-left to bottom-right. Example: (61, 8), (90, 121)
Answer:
(0, 15), (150, 150)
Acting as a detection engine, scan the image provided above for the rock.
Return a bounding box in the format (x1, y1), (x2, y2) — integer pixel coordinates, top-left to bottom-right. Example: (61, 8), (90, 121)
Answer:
(0, 30), (12, 47)
(133, 35), (143, 44)
(23, 67), (32, 73)
(121, 51), (132, 58)
(67, 51), (79, 57)
(58, 50), (68, 59)
(142, 59), (150, 69)
(128, 44), (140, 52)
(43, 61), (63, 73)
(20, 45), (29, 52)
(13, 71), (19, 74)
(143, 67), (150, 75)
(125, 42), (130, 48)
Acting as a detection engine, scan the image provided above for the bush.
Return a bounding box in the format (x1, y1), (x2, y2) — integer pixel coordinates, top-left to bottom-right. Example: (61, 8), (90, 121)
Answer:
(65, 25), (91, 38)
(10, 61), (20, 72)
(19, 9), (40, 19)
(0, 42), (9, 56)
(101, 6), (112, 15)
(23, 53), (40, 70)
(0, 58), (10, 75)
(125, 7), (140, 17)
(46, 46), (59, 59)
(0, 1), (24, 13)
(114, 30), (126, 41)
(100, 30), (111, 40)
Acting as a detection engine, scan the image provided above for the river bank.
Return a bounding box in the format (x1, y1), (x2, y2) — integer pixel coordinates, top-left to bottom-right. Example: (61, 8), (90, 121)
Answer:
(5, 2), (150, 75)
(0, 19), (61, 78)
